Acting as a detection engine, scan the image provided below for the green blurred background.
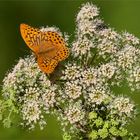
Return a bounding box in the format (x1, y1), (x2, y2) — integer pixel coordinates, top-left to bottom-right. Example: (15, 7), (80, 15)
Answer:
(0, 0), (140, 139)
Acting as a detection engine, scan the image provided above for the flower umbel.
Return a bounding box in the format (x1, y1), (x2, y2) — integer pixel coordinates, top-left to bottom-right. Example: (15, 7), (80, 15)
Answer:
(0, 2), (140, 140)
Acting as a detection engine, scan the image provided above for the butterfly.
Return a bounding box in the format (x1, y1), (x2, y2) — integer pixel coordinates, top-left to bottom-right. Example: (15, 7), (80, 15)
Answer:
(20, 23), (69, 74)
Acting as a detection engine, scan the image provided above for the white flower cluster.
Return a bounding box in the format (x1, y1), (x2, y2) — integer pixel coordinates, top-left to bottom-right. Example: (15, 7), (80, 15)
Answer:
(60, 3), (139, 138)
(3, 56), (39, 90)
(98, 28), (119, 40)
(81, 68), (98, 88)
(72, 37), (95, 58)
(122, 32), (140, 46)
(114, 45), (140, 70)
(98, 63), (116, 80)
(72, 3), (100, 58)
(97, 28), (120, 58)
(2, 55), (57, 129)
(61, 63), (82, 80)
(61, 62), (112, 106)
(64, 101), (85, 124)
(127, 66), (140, 91)
(87, 86), (111, 105)
(110, 96), (135, 118)
(64, 81), (82, 99)
(40, 26), (63, 36)
(76, 3), (99, 22)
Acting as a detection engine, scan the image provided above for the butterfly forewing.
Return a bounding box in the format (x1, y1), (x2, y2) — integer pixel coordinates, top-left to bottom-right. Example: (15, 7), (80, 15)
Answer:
(44, 31), (69, 61)
(20, 24), (43, 53)
(55, 46), (69, 61)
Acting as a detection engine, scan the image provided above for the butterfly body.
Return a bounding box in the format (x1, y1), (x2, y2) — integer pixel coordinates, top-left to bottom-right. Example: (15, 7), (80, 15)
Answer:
(20, 24), (69, 74)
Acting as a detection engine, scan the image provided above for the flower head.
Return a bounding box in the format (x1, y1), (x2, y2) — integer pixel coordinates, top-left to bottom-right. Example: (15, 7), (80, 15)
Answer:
(64, 81), (82, 99)
(77, 2), (99, 22)
(110, 96), (135, 118)
(64, 101), (85, 124)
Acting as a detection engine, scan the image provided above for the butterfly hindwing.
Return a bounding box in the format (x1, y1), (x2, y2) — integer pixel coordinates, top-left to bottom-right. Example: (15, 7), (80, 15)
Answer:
(37, 54), (58, 74)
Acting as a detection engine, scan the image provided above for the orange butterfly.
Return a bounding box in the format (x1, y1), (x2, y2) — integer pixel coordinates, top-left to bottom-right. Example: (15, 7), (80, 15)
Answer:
(20, 23), (69, 74)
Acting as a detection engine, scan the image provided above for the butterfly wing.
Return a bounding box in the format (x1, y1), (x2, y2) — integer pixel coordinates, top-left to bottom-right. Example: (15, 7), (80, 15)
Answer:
(20, 23), (44, 53)
(44, 31), (69, 61)
(37, 46), (69, 74)
(38, 31), (69, 62)
(38, 40), (60, 59)
(37, 54), (58, 74)
(20, 23), (69, 74)
(54, 46), (69, 61)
